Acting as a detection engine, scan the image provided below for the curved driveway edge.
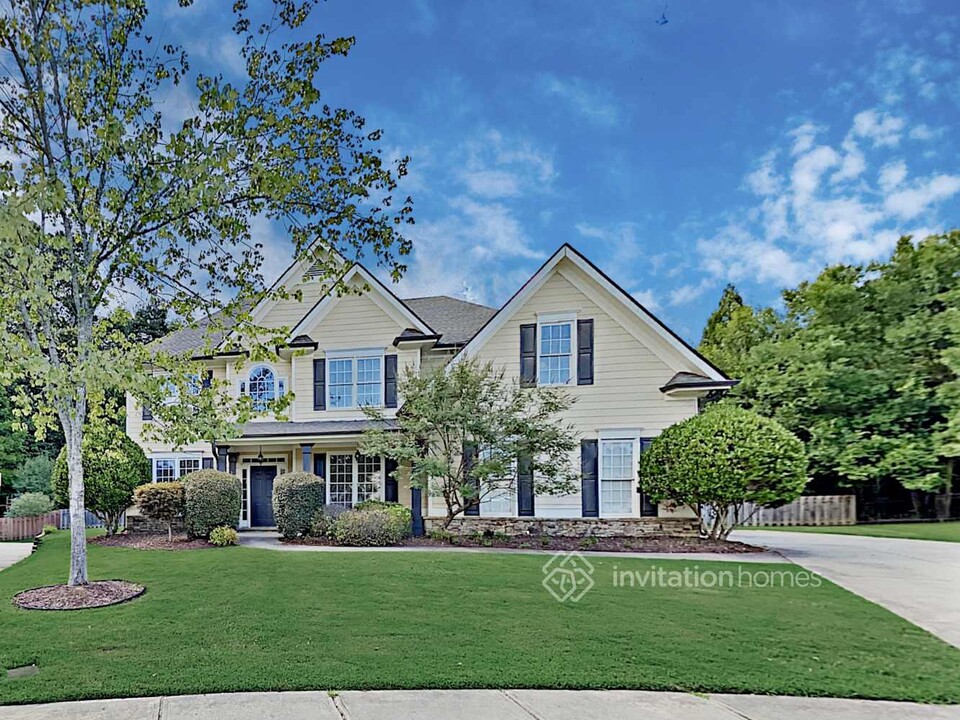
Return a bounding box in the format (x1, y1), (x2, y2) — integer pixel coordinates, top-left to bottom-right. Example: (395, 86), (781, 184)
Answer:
(0, 542), (32, 571)
(3, 690), (959, 720)
(733, 530), (960, 649)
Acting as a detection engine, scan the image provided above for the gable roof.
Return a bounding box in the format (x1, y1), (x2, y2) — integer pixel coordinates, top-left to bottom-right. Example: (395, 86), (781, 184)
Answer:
(402, 296), (497, 346)
(451, 243), (731, 381)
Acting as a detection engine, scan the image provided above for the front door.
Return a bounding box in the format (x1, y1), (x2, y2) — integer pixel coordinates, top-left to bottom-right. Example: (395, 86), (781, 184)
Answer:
(250, 466), (278, 527)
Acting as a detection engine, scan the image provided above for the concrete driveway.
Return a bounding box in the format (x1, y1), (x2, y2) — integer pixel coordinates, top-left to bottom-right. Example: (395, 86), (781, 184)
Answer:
(0, 542), (32, 571)
(734, 530), (960, 648)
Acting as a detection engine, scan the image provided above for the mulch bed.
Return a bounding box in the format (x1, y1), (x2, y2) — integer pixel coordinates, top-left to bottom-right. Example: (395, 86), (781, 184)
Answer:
(284, 534), (763, 553)
(90, 533), (212, 551)
(13, 580), (144, 611)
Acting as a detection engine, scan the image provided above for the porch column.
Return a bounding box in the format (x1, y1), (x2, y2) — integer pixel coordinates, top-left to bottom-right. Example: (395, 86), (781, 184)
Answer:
(228, 453), (239, 476)
(215, 444), (230, 472)
(411, 487), (424, 537)
(300, 443), (313, 473)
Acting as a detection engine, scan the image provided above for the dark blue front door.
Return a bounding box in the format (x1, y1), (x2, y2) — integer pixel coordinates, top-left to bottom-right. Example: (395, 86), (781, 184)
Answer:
(250, 466), (278, 527)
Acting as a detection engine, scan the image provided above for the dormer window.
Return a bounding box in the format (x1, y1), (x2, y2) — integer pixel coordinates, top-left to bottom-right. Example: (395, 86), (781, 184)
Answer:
(239, 365), (286, 411)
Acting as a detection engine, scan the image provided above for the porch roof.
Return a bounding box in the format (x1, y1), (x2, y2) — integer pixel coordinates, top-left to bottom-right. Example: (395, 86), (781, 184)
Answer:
(237, 419), (398, 440)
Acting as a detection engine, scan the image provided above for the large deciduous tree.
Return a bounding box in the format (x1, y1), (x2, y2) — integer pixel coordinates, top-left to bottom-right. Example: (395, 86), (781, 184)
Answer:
(0, 0), (412, 585)
(360, 360), (580, 527)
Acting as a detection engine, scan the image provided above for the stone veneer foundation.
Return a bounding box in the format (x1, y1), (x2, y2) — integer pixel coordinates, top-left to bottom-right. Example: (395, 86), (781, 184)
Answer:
(424, 516), (699, 538)
(127, 516), (185, 534)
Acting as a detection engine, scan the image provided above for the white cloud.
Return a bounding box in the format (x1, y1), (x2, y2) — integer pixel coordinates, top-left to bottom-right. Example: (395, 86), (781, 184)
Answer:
(745, 151), (781, 195)
(791, 145), (839, 205)
(788, 122), (822, 155)
(539, 74), (621, 127)
(878, 160), (908, 192)
(456, 129), (555, 199)
(884, 174), (960, 220)
(851, 109), (905, 148)
(830, 140), (866, 184)
(908, 123), (942, 141)
(631, 289), (661, 313)
(668, 279), (712, 307)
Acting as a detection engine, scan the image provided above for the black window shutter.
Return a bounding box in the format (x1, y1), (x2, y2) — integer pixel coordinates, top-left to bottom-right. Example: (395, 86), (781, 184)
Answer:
(313, 358), (326, 411)
(202, 370), (213, 390)
(463, 442), (480, 516)
(142, 404), (153, 421)
(638, 437), (658, 517)
(519, 323), (537, 387)
(202, 457), (214, 470)
(384, 355), (398, 408)
(581, 439), (599, 517)
(577, 319), (594, 385)
(384, 458), (399, 502)
(314, 452), (327, 504)
(517, 454), (535, 516)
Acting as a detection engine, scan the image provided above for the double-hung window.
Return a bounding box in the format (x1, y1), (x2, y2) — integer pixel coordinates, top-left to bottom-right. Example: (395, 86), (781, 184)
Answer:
(538, 318), (573, 385)
(152, 456), (202, 483)
(599, 439), (635, 516)
(478, 447), (514, 516)
(328, 351), (383, 409)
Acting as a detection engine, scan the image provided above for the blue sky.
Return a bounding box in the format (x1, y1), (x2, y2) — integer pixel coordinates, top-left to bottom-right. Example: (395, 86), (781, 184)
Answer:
(158, 0), (959, 342)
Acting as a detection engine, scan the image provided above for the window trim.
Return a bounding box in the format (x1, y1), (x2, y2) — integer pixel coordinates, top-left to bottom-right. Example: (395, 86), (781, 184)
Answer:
(536, 311), (577, 386)
(477, 448), (517, 517)
(325, 348), (386, 410)
(597, 431), (640, 518)
(325, 452), (384, 507)
(151, 454), (203, 483)
(238, 363), (287, 411)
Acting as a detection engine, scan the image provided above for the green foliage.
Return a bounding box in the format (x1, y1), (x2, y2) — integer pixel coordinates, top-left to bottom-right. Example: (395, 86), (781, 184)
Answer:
(10, 454), (54, 495)
(51, 424), (150, 535)
(361, 359), (579, 526)
(640, 405), (807, 539)
(332, 507), (409, 546)
(0, 0), (413, 584)
(134, 482), (185, 541)
(701, 232), (960, 517)
(699, 284), (780, 379)
(6, 492), (54, 518)
(182, 470), (241, 539)
(272, 471), (324, 539)
(42, 524), (58, 534)
(354, 499), (412, 536)
(209, 526), (239, 547)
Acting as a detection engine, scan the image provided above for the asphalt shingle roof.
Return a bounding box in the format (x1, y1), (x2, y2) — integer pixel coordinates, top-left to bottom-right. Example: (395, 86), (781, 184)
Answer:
(402, 296), (497, 346)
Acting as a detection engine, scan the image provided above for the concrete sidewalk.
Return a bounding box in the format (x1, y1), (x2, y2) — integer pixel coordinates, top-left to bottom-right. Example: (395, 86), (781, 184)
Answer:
(4, 690), (959, 720)
(0, 542), (32, 571)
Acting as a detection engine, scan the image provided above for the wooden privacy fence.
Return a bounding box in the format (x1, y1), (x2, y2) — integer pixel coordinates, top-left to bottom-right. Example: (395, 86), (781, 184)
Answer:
(741, 494), (857, 526)
(0, 511), (61, 541)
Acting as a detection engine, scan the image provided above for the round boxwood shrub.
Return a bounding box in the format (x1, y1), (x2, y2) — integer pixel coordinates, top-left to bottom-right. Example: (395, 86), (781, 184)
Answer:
(639, 404), (807, 540)
(134, 482), (185, 541)
(7, 492), (54, 518)
(52, 424), (151, 535)
(332, 506), (408, 547)
(181, 470), (241, 539)
(209, 526), (239, 547)
(272, 471), (324, 539)
(354, 499), (412, 537)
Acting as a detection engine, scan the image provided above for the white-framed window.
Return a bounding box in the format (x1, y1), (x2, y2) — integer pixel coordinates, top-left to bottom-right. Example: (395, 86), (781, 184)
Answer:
(538, 313), (576, 386)
(327, 453), (382, 507)
(478, 447), (515, 516)
(152, 455), (203, 483)
(327, 350), (384, 409)
(238, 364), (287, 411)
(599, 439), (635, 516)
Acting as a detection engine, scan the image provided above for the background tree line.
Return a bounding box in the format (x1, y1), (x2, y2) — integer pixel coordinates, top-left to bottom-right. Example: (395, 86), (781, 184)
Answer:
(698, 230), (960, 520)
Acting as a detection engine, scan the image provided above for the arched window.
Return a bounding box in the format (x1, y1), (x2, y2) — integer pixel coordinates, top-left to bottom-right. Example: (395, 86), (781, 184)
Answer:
(247, 365), (276, 411)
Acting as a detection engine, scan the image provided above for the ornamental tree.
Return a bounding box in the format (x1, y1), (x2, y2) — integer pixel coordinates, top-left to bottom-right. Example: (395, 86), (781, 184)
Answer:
(361, 359), (580, 527)
(52, 423), (150, 535)
(134, 482), (185, 542)
(0, 0), (412, 585)
(639, 405), (807, 539)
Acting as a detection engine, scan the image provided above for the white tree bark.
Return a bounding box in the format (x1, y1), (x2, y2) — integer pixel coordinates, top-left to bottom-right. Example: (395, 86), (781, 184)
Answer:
(64, 418), (88, 586)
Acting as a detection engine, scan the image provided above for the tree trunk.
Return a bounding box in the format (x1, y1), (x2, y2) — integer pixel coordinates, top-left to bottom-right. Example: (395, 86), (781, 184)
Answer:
(64, 421), (88, 587)
(936, 458), (954, 520)
(168, 521), (173, 543)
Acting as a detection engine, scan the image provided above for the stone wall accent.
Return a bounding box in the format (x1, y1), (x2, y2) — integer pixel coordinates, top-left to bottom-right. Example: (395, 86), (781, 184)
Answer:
(424, 516), (699, 538)
(127, 516), (185, 535)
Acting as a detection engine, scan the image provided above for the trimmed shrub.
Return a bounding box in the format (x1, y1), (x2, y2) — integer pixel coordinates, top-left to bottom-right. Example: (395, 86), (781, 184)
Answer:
(354, 499), (412, 537)
(134, 482), (185, 541)
(308, 503), (350, 538)
(7, 492), (54, 518)
(332, 507), (408, 547)
(52, 424), (151, 535)
(209, 526), (239, 547)
(272, 471), (324, 539)
(42, 524), (58, 534)
(181, 470), (241, 539)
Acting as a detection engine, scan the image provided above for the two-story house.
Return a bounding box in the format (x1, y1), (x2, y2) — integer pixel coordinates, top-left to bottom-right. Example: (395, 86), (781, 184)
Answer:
(126, 243), (733, 531)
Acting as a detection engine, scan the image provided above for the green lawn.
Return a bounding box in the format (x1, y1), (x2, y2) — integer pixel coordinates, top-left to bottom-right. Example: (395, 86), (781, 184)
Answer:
(746, 520), (960, 543)
(2, 533), (960, 706)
